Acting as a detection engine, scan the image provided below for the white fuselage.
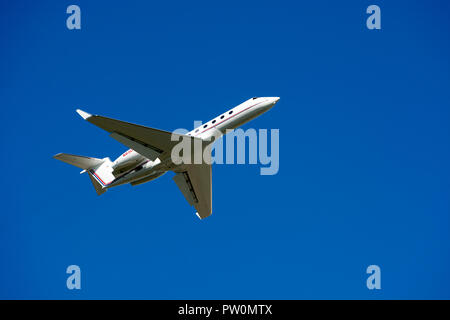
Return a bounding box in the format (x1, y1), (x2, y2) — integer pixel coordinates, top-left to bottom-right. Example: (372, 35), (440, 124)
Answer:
(107, 97), (279, 188)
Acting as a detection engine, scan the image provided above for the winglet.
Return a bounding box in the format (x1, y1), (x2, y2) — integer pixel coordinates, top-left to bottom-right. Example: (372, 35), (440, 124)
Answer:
(76, 109), (92, 120)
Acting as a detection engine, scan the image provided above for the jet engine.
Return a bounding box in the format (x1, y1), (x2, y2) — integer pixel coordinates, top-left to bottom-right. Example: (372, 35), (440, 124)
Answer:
(112, 149), (145, 172)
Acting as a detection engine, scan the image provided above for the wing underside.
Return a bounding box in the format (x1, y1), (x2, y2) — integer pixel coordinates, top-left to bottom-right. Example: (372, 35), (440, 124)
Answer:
(173, 164), (212, 219)
(77, 109), (201, 161)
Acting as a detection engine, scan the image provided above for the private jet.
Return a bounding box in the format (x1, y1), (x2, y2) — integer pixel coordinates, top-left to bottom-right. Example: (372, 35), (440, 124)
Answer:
(54, 97), (280, 219)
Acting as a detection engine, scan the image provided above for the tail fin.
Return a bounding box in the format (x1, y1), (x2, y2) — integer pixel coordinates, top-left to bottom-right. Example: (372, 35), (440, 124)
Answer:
(54, 153), (115, 195)
(88, 171), (107, 195)
(87, 159), (115, 191)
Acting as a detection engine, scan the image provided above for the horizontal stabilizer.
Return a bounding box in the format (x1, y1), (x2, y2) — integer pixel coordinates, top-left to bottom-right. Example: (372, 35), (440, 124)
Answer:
(54, 153), (113, 195)
(53, 153), (104, 170)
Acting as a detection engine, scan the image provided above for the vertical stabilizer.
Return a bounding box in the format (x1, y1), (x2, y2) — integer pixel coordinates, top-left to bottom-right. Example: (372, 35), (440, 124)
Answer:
(88, 172), (107, 195)
(88, 159), (115, 191)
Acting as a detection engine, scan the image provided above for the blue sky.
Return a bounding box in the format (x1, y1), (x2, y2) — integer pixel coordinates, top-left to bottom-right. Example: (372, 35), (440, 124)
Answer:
(1, 0), (449, 299)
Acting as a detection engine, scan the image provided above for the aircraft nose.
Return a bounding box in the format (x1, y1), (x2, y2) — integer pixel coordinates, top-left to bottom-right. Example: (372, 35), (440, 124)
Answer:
(270, 97), (280, 104)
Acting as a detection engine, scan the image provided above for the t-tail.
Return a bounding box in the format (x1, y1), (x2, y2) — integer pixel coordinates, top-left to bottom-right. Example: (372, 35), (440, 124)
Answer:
(53, 153), (115, 195)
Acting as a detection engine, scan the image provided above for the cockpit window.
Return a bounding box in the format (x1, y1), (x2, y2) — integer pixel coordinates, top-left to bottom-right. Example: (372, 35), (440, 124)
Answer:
(252, 97), (258, 100)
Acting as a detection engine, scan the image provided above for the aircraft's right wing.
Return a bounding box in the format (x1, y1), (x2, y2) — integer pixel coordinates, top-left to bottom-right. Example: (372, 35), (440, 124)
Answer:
(76, 109), (201, 161)
(173, 164), (212, 219)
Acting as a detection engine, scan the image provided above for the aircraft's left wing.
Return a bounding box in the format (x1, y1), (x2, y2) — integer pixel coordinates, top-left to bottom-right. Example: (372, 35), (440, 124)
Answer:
(173, 164), (212, 219)
(76, 109), (200, 161)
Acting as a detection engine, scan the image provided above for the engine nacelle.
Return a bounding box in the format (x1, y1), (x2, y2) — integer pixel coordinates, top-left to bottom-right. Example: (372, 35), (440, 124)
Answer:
(112, 149), (145, 171)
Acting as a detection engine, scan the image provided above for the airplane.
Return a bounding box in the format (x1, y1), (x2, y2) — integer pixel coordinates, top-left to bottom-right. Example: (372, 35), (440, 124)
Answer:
(54, 96), (280, 219)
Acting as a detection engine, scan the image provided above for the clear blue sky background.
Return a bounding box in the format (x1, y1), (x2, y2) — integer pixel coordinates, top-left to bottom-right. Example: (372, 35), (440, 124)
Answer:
(1, 0), (449, 299)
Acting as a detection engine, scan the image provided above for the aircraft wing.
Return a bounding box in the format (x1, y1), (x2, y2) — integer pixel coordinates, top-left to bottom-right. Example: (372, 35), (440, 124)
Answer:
(173, 164), (212, 219)
(76, 109), (200, 161)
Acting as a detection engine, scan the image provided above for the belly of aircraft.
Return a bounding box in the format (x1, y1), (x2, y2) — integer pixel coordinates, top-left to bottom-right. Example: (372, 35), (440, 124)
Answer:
(108, 164), (165, 188)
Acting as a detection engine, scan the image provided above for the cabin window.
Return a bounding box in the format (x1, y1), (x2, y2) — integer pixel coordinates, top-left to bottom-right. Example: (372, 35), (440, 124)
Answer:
(220, 115), (225, 119)
(195, 129), (199, 133)
(203, 124), (208, 128)
(212, 120), (216, 124)
(229, 110), (233, 115)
